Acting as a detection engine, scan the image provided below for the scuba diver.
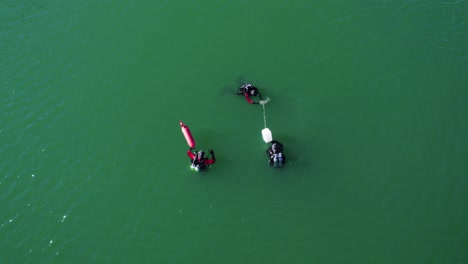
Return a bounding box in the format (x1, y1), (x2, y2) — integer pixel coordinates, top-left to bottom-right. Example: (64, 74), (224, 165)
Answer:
(266, 140), (286, 167)
(237, 83), (263, 104)
(187, 148), (216, 171)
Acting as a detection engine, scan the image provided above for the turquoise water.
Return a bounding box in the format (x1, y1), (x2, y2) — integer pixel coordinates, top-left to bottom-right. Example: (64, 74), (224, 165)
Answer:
(1, 1), (467, 263)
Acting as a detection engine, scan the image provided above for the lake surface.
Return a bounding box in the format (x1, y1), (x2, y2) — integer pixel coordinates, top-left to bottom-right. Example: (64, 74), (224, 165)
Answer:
(1, 1), (467, 263)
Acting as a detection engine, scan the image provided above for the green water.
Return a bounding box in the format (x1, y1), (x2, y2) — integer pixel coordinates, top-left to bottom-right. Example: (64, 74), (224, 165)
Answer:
(1, 1), (467, 263)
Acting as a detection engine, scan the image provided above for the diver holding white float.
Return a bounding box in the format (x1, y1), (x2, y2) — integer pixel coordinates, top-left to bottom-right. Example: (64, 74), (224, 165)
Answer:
(266, 140), (286, 168)
(237, 83), (264, 104)
(187, 148), (216, 171)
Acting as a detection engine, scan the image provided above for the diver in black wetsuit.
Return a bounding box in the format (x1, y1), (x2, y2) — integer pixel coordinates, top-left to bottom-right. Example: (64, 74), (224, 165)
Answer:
(237, 83), (263, 104)
(187, 148), (216, 171)
(266, 140), (286, 167)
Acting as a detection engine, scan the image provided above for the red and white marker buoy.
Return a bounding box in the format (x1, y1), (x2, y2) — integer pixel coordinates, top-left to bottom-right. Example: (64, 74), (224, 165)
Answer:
(180, 121), (196, 148)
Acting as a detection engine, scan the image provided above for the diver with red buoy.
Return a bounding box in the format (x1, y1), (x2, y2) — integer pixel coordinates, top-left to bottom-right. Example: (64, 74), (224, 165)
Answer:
(237, 83), (263, 104)
(180, 121), (216, 171)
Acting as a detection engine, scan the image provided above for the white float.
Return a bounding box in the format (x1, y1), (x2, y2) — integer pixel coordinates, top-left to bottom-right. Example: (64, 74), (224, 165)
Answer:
(262, 128), (272, 143)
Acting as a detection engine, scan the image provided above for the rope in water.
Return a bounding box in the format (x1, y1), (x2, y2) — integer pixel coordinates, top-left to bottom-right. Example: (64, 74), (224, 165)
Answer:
(260, 98), (270, 128)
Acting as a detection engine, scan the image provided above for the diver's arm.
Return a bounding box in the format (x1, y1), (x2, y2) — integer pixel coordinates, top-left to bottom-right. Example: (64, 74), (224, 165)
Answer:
(187, 149), (196, 159)
(244, 93), (255, 104)
(206, 149), (216, 164)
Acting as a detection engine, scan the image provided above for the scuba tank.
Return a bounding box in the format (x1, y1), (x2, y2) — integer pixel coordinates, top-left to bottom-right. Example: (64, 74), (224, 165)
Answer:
(191, 150), (206, 171)
(273, 153), (284, 167)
